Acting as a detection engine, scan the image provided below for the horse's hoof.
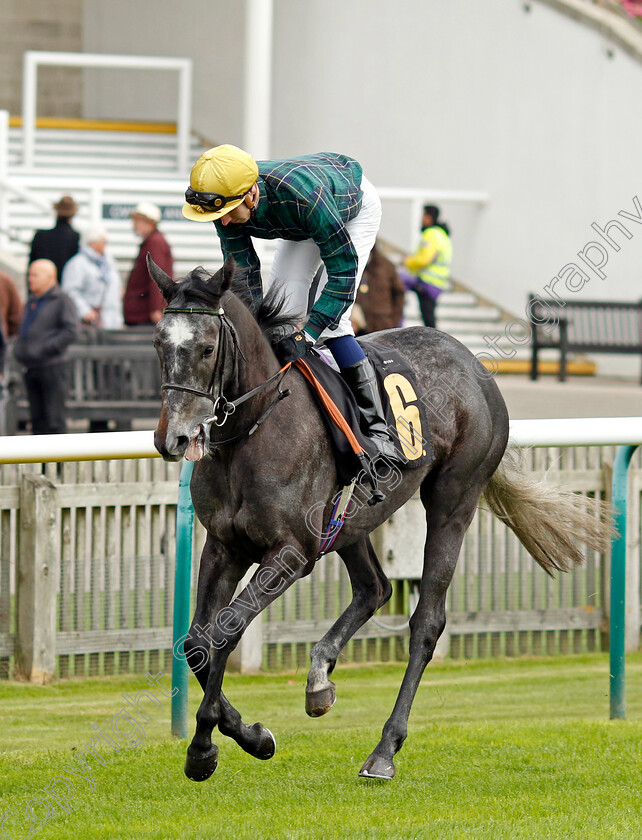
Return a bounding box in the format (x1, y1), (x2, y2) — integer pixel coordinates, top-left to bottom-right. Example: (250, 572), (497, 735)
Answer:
(305, 683), (336, 718)
(252, 723), (276, 760)
(359, 754), (395, 781)
(184, 746), (219, 782)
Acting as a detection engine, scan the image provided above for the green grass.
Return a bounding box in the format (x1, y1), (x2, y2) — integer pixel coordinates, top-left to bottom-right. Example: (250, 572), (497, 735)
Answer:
(1, 654), (641, 839)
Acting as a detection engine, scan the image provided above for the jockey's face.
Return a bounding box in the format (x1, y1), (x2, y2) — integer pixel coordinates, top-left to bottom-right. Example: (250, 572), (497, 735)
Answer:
(219, 183), (259, 226)
(219, 202), (252, 226)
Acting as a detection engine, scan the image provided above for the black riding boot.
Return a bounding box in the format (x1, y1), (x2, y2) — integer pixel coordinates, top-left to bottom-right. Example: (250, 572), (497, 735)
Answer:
(341, 357), (397, 461)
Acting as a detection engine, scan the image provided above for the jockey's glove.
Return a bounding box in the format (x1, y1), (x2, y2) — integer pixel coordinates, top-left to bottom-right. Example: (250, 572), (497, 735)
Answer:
(273, 330), (312, 365)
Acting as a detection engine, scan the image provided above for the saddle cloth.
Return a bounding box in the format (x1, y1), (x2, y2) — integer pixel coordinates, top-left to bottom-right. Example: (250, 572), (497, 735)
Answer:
(300, 342), (434, 486)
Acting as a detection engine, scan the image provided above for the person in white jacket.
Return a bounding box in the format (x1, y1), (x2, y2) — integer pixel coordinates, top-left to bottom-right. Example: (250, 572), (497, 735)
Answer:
(61, 225), (124, 329)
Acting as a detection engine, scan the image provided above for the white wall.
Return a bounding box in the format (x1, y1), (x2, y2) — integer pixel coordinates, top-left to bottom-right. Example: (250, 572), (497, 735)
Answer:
(81, 0), (642, 317)
(82, 0), (246, 144)
(270, 0), (642, 316)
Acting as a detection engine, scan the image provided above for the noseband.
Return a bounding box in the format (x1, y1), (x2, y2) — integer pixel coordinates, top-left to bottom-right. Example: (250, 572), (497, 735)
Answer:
(160, 305), (291, 435)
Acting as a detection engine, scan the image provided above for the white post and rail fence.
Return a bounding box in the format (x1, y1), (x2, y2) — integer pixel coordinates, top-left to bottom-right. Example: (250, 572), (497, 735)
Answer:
(0, 417), (639, 735)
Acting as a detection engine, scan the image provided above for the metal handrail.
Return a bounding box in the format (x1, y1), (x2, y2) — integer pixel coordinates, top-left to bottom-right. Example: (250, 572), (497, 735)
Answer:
(1, 169), (491, 256)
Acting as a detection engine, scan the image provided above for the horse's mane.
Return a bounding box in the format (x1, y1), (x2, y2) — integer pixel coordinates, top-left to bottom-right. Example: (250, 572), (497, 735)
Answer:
(166, 267), (220, 308)
(231, 275), (301, 340)
(170, 265), (301, 341)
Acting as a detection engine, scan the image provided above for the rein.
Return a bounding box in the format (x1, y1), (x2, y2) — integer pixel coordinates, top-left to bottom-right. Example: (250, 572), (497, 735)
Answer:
(160, 305), (292, 442)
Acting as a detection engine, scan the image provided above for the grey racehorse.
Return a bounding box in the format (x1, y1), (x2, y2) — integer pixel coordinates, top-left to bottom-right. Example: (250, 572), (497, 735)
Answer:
(148, 256), (611, 781)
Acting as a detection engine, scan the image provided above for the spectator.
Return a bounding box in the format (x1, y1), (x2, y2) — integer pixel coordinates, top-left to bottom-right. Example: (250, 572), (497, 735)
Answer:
(353, 243), (405, 334)
(13, 259), (78, 435)
(62, 225), (124, 330)
(123, 202), (173, 326)
(29, 195), (80, 283)
(0, 271), (24, 338)
(402, 204), (452, 328)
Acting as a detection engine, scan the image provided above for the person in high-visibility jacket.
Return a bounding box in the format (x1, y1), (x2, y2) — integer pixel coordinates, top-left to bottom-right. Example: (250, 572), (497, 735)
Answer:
(402, 205), (452, 328)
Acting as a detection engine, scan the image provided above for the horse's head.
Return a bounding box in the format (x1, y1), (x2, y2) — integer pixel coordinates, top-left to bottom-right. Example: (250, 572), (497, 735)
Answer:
(148, 255), (237, 462)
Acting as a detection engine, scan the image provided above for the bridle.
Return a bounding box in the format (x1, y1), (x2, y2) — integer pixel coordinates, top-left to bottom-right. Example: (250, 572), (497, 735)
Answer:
(160, 305), (291, 441)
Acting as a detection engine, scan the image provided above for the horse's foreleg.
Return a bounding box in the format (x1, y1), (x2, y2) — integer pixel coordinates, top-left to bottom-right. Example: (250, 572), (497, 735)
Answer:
(183, 537), (271, 769)
(359, 478), (483, 781)
(306, 537), (392, 717)
(190, 672), (276, 762)
(184, 536), (249, 690)
(185, 538), (313, 782)
(217, 693), (276, 761)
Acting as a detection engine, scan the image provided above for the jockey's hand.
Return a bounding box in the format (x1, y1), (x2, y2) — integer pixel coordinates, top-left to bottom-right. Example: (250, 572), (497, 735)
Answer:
(273, 330), (312, 365)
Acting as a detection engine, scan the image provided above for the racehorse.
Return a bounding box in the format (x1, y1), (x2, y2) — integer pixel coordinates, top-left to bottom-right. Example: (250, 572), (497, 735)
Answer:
(148, 256), (611, 782)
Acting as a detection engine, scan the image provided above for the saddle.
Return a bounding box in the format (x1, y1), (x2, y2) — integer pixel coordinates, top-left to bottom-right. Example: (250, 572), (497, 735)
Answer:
(297, 342), (433, 488)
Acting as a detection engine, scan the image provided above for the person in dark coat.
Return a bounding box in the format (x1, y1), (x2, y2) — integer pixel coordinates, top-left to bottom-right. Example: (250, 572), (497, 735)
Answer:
(123, 202), (173, 325)
(353, 243), (405, 334)
(14, 259), (78, 435)
(28, 195), (81, 283)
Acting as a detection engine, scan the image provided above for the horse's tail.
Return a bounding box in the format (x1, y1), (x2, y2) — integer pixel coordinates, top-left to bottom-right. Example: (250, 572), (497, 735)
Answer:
(481, 448), (614, 576)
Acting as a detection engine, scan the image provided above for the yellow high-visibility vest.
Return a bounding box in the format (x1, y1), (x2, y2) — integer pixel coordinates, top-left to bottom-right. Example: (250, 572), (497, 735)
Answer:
(404, 226), (452, 289)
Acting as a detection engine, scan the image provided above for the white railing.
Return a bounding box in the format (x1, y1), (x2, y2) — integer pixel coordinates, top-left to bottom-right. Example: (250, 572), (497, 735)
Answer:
(508, 415), (642, 447)
(20, 51), (193, 172)
(4, 173), (188, 227)
(0, 418), (639, 464)
(0, 430), (159, 463)
(0, 110), (50, 252)
(378, 186), (489, 211)
(0, 417), (639, 702)
(376, 186), (489, 254)
(0, 163), (488, 268)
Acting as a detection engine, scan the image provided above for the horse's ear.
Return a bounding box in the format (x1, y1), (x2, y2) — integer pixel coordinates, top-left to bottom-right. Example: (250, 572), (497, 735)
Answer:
(147, 253), (176, 300)
(209, 256), (235, 296)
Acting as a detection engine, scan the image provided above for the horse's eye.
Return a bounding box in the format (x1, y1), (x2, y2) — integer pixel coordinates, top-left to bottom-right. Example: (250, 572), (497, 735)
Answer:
(202, 345), (215, 358)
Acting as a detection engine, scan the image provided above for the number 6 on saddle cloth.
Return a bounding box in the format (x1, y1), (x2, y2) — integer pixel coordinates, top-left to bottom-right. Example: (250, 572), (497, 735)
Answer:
(300, 343), (434, 491)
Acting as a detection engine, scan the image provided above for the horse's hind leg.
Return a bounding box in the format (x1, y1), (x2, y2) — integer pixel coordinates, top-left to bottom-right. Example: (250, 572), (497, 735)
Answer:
(359, 475), (486, 781)
(306, 537), (392, 717)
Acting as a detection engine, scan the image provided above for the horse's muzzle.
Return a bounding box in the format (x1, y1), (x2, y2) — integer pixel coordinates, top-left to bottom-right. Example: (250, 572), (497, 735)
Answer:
(154, 422), (208, 462)
(154, 427), (187, 461)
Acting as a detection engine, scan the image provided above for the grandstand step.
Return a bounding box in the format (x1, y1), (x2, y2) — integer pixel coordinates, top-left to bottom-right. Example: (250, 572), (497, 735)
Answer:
(7, 139), (184, 154)
(7, 126), (206, 174)
(436, 319), (508, 335)
(435, 292), (479, 307)
(435, 304), (502, 321)
(8, 156), (194, 174)
(8, 124), (203, 142)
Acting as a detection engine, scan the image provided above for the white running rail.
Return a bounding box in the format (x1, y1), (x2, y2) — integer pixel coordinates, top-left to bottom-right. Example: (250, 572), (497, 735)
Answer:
(0, 417), (639, 464)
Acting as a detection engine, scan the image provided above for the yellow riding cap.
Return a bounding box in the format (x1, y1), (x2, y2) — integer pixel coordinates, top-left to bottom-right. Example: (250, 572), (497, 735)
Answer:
(182, 145), (259, 222)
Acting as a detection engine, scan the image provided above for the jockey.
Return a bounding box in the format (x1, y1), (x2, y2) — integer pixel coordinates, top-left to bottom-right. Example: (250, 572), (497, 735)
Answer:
(182, 144), (396, 461)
